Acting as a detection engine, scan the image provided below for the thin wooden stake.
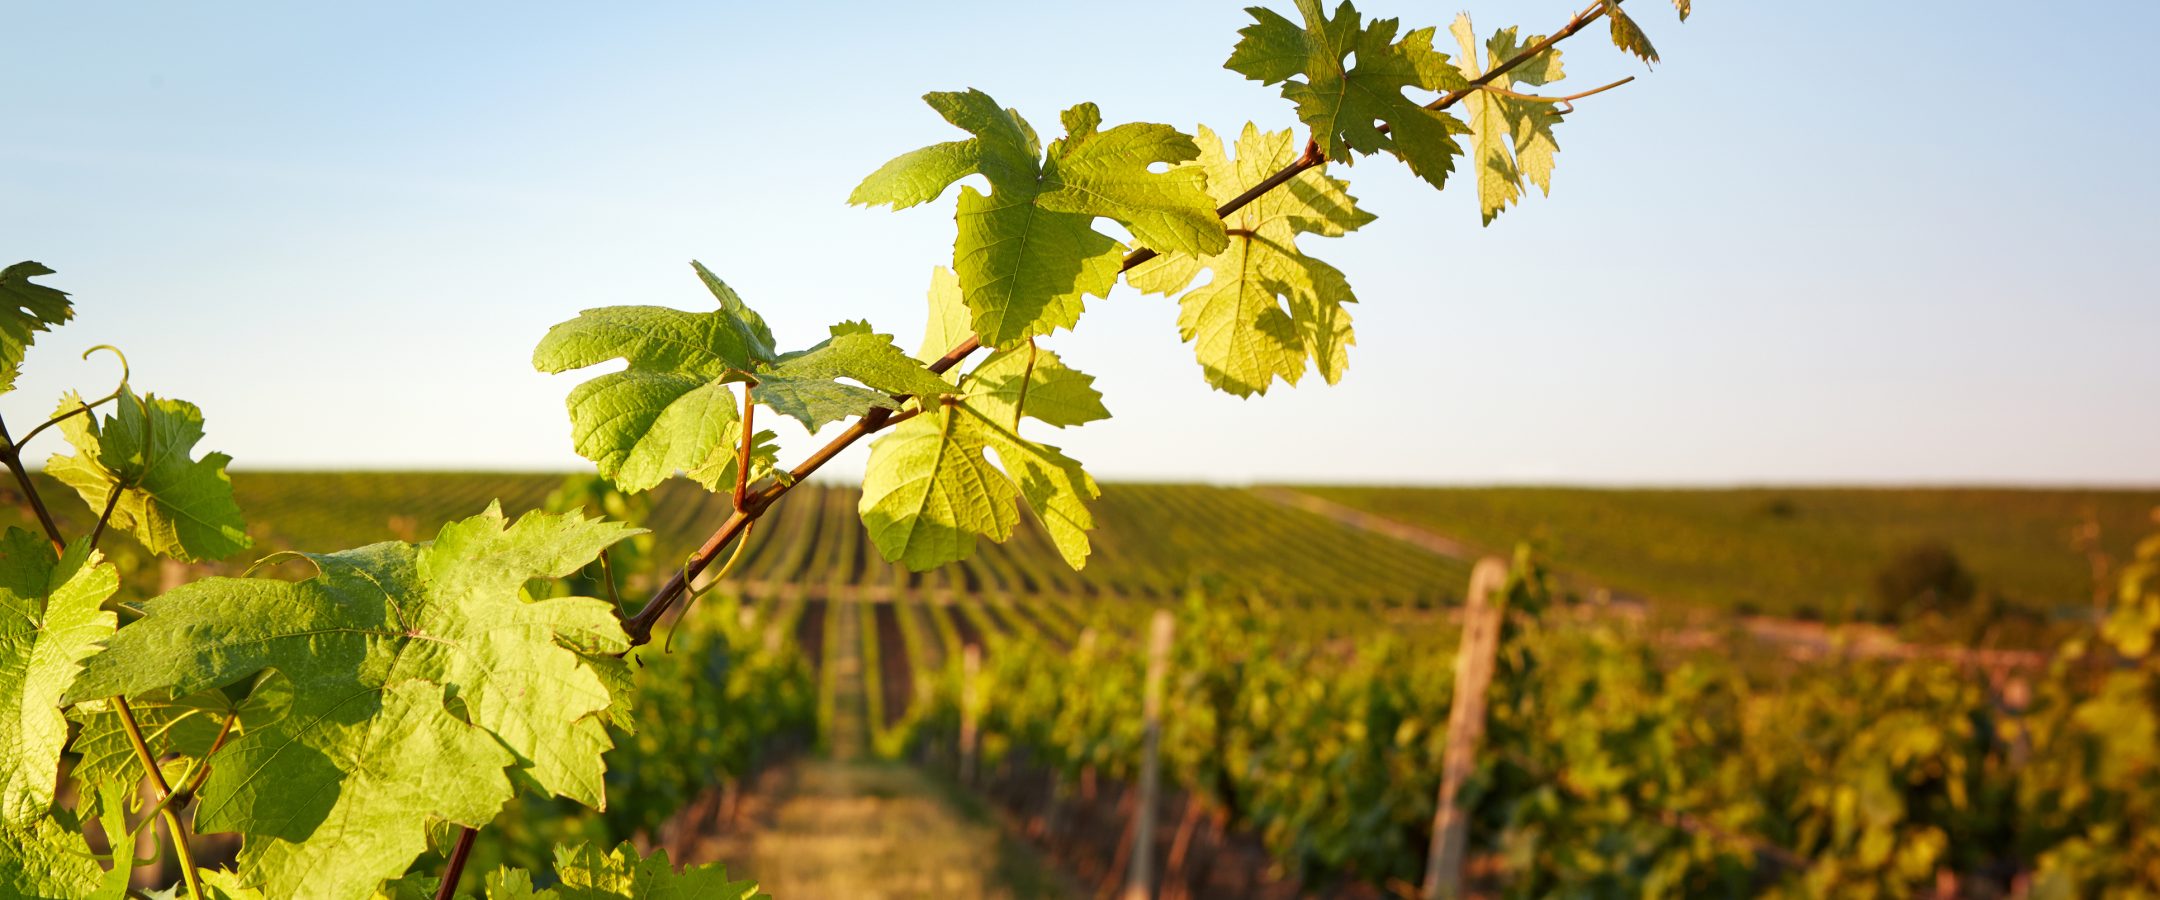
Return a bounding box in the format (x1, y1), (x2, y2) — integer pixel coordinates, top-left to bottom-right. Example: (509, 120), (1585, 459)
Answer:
(959, 643), (982, 785)
(1423, 558), (1511, 900)
(1123, 609), (1175, 900)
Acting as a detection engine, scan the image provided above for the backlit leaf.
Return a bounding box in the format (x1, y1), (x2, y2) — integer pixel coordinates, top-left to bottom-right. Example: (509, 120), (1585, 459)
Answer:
(45, 389), (250, 562)
(1129, 124), (1372, 395)
(0, 262), (72, 396)
(1226, 0), (1471, 190)
(854, 89), (1225, 347)
(0, 532), (116, 825)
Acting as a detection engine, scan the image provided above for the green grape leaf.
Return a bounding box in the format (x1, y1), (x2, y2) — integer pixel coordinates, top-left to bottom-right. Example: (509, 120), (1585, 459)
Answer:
(1453, 16), (1568, 224)
(690, 262), (778, 362)
(146, 867), (266, 900)
(0, 780), (146, 900)
(1226, 0), (1471, 190)
(969, 410), (1099, 570)
(534, 294), (755, 495)
(44, 389), (250, 562)
(553, 371), (744, 495)
(0, 262), (73, 397)
(1673, 0), (1692, 22)
(198, 870), (267, 900)
(371, 870), (442, 899)
(0, 814), (107, 899)
(90, 791), (138, 900)
(916, 267), (972, 366)
(859, 400), (1099, 572)
(546, 840), (762, 900)
(748, 374), (891, 433)
(212, 678), (514, 900)
(852, 89), (1226, 348)
(754, 328), (957, 431)
(139, 858), (267, 893)
(683, 429), (779, 495)
(772, 327), (958, 398)
(957, 179), (1118, 348)
(1128, 124), (1372, 396)
(482, 868), (548, 900)
(539, 265), (945, 490)
(0, 531), (118, 826)
(859, 405), (1016, 571)
(579, 651), (638, 731)
(963, 347), (1109, 428)
(1605, 0), (1660, 63)
(65, 505), (641, 899)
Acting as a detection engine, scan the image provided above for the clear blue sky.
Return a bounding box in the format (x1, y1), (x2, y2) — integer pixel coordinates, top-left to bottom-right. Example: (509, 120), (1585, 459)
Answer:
(4, 1), (2155, 485)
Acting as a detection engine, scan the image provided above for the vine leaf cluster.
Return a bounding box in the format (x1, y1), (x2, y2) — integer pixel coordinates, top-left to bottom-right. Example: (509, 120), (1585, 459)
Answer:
(0, 0), (1697, 897)
(549, 0), (1672, 586)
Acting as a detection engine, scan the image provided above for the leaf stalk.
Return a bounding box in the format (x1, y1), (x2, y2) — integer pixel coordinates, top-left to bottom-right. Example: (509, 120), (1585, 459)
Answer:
(113, 695), (204, 900)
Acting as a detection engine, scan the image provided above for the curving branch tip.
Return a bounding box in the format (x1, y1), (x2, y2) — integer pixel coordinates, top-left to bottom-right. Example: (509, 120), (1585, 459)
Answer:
(241, 549), (325, 579)
(1477, 75), (1637, 112)
(82, 343), (131, 389)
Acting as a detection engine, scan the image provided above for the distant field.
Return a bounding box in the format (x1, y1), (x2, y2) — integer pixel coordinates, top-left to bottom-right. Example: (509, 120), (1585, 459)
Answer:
(1297, 486), (2160, 618)
(0, 472), (1470, 609)
(17, 471), (2149, 623)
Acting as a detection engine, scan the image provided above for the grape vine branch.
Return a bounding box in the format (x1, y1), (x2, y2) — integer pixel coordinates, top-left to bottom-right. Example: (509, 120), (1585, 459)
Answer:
(622, 0), (1629, 651)
(0, 0), (1702, 895)
(436, 1), (1654, 893)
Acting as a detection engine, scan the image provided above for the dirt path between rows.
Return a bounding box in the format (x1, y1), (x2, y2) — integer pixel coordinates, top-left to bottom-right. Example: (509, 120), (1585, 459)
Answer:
(665, 599), (1078, 900)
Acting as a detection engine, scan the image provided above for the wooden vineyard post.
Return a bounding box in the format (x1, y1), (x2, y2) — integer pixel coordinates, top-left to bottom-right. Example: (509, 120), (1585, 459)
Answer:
(1423, 558), (1511, 900)
(1123, 609), (1176, 900)
(959, 642), (982, 785)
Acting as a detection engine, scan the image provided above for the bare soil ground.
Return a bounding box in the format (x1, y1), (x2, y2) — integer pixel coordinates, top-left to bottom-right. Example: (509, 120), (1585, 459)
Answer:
(678, 759), (1077, 900)
(668, 598), (1078, 900)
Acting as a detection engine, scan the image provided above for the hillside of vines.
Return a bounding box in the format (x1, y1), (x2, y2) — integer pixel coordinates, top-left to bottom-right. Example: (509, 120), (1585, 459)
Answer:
(30, 469), (2158, 898)
(888, 547), (2160, 899)
(1299, 486), (2160, 622)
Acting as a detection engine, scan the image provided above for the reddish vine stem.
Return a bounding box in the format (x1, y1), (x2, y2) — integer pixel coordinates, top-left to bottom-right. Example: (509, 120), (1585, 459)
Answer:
(179, 712), (239, 797)
(0, 415), (68, 555)
(434, 828), (477, 900)
(732, 384), (755, 512)
(89, 486), (124, 551)
(622, 406), (928, 644)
